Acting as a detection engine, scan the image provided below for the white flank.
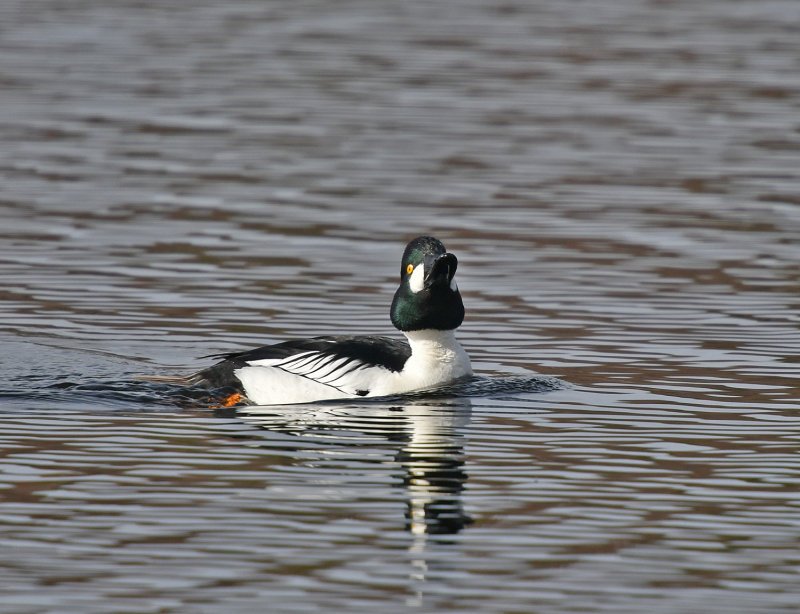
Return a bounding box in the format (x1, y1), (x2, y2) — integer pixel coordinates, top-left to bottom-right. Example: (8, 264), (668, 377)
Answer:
(233, 329), (472, 406)
(235, 365), (354, 405)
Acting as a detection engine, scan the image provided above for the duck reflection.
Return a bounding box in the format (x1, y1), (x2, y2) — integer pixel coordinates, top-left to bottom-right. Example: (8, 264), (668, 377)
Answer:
(232, 398), (472, 536)
(395, 403), (471, 535)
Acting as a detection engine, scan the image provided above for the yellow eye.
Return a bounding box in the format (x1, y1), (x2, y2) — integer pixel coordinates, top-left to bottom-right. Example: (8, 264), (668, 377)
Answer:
(406, 263), (414, 275)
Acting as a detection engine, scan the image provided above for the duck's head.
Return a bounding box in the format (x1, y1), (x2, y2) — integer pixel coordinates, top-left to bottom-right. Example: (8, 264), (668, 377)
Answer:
(390, 236), (465, 332)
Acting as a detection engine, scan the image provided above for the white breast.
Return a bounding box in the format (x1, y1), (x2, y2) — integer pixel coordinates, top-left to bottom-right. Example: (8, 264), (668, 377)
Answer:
(370, 329), (472, 397)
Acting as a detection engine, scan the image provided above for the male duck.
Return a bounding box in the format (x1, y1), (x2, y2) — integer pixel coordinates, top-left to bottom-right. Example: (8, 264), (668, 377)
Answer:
(191, 236), (471, 405)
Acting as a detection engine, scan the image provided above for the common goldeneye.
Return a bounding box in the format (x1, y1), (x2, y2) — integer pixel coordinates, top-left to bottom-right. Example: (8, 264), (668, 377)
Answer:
(191, 236), (472, 406)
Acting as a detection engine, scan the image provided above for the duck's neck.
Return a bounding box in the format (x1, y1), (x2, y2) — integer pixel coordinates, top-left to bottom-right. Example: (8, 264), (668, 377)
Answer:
(404, 328), (460, 348)
(402, 329), (471, 373)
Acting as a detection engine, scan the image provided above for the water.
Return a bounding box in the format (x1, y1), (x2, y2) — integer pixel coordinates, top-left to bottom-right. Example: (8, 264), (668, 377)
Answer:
(2, 0), (800, 612)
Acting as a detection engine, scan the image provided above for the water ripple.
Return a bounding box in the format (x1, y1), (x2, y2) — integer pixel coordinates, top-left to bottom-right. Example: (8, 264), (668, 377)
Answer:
(2, 0), (800, 611)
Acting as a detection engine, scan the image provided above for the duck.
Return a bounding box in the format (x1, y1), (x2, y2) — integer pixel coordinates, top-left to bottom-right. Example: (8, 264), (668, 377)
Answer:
(188, 236), (472, 406)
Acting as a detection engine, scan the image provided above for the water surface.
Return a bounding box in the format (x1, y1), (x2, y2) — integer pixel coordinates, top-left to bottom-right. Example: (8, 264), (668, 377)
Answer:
(1, 0), (799, 612)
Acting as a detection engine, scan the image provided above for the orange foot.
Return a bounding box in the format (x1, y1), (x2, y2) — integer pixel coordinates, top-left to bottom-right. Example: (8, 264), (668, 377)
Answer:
(219, 392), (245, 408)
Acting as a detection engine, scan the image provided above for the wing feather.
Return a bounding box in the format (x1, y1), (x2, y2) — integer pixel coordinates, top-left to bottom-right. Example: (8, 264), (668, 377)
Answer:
(190, 335), (411, 397)
(252, 346), (393, 395)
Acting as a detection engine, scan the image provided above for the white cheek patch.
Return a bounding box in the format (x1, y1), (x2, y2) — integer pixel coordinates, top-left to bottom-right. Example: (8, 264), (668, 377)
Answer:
(450, 277), (458, 292)
(409, 263), (425, 293)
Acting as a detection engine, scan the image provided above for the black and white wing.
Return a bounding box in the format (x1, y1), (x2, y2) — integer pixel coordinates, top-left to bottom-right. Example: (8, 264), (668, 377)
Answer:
(191, 336), (412, 402)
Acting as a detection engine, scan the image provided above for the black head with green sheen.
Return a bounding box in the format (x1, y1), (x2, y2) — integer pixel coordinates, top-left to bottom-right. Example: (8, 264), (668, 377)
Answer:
(390, 236), (465, 331)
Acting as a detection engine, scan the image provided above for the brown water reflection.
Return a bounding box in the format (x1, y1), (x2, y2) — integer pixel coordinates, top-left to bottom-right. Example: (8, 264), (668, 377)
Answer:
(2, 0), (800, 612)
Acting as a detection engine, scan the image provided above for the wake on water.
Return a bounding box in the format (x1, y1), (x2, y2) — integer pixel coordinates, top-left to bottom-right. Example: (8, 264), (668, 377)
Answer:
(1, 372), (564, 412)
